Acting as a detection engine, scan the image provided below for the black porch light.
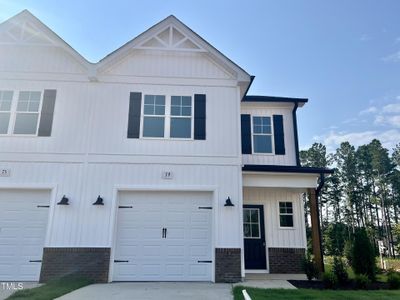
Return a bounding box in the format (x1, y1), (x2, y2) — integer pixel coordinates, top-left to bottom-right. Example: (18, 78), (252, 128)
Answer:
(93, 195), (104, 205)
(57, 195), (69, 205)
(224, 197), (234, 207)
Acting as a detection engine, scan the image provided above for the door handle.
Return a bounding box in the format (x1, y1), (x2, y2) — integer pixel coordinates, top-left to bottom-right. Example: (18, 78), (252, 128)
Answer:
(165, 228), (167, 238)
(162, 228), (166, 238)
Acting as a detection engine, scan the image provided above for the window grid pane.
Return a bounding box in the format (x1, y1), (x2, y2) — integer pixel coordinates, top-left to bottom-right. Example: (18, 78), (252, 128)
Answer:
(143, 95), (165, 116)
(142, 116), (165, 138)
(0, 91), (13, 112)
(17, 91), (41, 112)
(0, 113), (10, 134)
(243, 208), (261, 238)
(253, 116), (273, 153)
(279, 202), (294, 227)
(171, 96), (192, 117)
(13, 113), (39, 135)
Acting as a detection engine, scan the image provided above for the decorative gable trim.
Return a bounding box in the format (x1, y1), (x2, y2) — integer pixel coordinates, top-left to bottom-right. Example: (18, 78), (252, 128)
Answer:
(138, 25), (205, 52)
(0, 10), (91, 71)
(96, 15), (250, 82)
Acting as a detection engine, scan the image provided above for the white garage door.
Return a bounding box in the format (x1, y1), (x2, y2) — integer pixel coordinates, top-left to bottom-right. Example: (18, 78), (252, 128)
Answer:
(0, 189), (50, 281)
(113, 191), (213, 281)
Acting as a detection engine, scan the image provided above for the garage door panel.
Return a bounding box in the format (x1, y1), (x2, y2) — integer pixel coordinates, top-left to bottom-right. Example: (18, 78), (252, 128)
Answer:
(113, 191), (212, 281)
(0, 189), (50, 281)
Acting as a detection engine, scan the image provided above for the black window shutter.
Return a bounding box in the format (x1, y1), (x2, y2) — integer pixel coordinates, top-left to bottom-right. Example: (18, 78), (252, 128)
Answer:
(194, 94), (206, 140)
(127, 92), (142, 138)
(273, 115), (285, 155)
(38, 89), (57, 137)
(241, 114), (252, 154)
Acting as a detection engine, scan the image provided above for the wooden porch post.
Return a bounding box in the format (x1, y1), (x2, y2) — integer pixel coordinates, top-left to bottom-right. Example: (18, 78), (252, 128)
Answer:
(308, 188), (324, 274)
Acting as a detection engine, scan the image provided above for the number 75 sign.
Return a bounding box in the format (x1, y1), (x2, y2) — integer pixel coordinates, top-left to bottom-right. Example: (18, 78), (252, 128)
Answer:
(0, 169), (11, 177)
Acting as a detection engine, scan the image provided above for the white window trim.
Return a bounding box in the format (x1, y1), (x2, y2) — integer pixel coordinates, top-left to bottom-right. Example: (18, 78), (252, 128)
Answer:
(139, 94), (194, 140)
(278, 201), (295, 229)
(243, 208), (261, 239)
(251, 115), (275, 155)
(0, 90), (43, 137)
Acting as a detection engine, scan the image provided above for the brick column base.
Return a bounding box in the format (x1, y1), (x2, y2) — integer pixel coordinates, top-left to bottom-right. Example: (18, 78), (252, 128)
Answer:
(268, 247), (305, 273)
(215, 248), (241, 283)
(39, 247), (110, 283)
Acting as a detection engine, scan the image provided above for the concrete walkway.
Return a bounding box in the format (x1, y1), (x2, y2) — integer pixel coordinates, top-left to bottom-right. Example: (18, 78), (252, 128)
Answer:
(0, 282), (41, 300)
(57, 282), (233, 300)
(57, 276), (300, 300)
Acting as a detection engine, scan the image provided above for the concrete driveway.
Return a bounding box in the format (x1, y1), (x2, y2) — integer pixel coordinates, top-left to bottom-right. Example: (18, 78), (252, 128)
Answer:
(57, 282), (233, 300)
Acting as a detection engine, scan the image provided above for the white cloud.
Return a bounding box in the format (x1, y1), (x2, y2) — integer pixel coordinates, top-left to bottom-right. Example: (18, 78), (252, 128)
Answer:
(375, 115), (400, 128)
(313, 129), (400, 153)
(382, 102), (400, 113)
(359, 106), (377, 115)
(382, 51), (400, 63)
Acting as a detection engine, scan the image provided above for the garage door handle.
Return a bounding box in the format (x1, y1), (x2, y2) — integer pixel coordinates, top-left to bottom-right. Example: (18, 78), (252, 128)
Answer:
(197, 260), (212, 263)
(118, 206), (133, 209)
(29, 260), (42, 263)
(114, 260), (129, 263)
(37, 205), (50, 208)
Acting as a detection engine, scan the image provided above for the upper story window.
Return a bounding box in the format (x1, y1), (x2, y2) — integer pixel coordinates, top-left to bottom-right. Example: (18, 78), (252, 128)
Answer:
(0, 90), (43, 136)
(142, 95), (166, 138)
(279, 201), (294, 228)
(141, 94), (193, 139)
(252, 116), (273, 154)
(170, 96), (192, 138)
(14, 91), (42, 135)
(0, 91), (13, 134)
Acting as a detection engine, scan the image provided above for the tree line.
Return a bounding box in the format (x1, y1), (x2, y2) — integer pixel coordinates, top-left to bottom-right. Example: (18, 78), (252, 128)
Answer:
(300, 140), (400, 258)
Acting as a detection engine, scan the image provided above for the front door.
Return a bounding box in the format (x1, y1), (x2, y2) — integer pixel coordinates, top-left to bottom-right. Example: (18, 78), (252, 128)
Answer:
(243, 205), (266, 270)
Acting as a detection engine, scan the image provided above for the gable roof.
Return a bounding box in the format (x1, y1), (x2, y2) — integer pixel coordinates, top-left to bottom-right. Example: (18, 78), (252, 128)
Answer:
(96, 15), (251, 83)
(0, 10), (92, 71)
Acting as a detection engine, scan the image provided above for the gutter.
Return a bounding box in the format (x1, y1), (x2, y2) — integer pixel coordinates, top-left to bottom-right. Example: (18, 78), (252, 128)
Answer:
(315, 172), (325, 272)
(241, 75), (255, 101)
(292, 101), (300, 166)
(316, 173), (325, 195)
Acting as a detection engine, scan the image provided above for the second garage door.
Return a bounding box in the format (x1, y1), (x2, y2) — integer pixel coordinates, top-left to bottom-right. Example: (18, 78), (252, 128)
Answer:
(0, 189), (50, 281)
(113, 191), (213, 281)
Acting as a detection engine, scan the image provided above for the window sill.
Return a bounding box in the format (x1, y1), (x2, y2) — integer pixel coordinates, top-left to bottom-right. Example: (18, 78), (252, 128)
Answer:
(134, 137), (195, 141)
(278, 226), (296, 230)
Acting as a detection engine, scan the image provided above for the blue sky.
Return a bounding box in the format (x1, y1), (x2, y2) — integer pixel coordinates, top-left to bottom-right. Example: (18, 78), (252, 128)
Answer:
(1, 0), (399, 152)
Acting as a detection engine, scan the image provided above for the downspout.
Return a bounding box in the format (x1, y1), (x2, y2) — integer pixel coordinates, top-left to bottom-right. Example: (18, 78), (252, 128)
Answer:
(292, 101), (300, 166)
(315, 173), (325, 272)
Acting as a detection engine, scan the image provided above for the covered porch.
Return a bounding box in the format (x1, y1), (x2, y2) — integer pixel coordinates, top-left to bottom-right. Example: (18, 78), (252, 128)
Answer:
(242, 165), (333, 279)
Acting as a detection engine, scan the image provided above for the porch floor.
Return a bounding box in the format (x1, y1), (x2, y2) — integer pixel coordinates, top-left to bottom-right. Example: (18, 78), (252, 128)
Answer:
(235, 273), (307, 289)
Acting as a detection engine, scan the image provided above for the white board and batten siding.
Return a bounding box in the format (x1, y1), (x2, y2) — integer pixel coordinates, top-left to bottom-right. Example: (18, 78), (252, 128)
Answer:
(241, 103), (297, 166)
(243, 187), (307, 249)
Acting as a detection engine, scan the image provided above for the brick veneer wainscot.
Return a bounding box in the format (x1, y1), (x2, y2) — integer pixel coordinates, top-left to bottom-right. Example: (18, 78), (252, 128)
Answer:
(215, 248), (241, 283)
(39, 247), (110, 283)
(268, 247), (305, 273)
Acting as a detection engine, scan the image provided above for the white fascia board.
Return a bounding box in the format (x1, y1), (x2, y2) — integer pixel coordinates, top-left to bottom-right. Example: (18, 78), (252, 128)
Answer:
(243, 172), (319, 189)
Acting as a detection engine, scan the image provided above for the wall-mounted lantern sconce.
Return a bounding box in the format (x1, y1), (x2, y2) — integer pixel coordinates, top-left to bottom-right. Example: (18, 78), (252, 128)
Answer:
(93, 195), (104, 205)
(57, 195), (69, 205)
(224, 197), (234, 207)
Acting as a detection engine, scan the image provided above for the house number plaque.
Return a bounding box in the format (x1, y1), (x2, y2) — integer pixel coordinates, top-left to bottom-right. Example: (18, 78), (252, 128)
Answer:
(0, 169), (11, 177)
(161, 171), (173, 179)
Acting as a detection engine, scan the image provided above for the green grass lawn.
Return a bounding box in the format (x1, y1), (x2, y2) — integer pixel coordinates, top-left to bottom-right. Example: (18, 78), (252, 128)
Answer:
(233, 286), (400, 300)
(7, 276), (92, 300)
